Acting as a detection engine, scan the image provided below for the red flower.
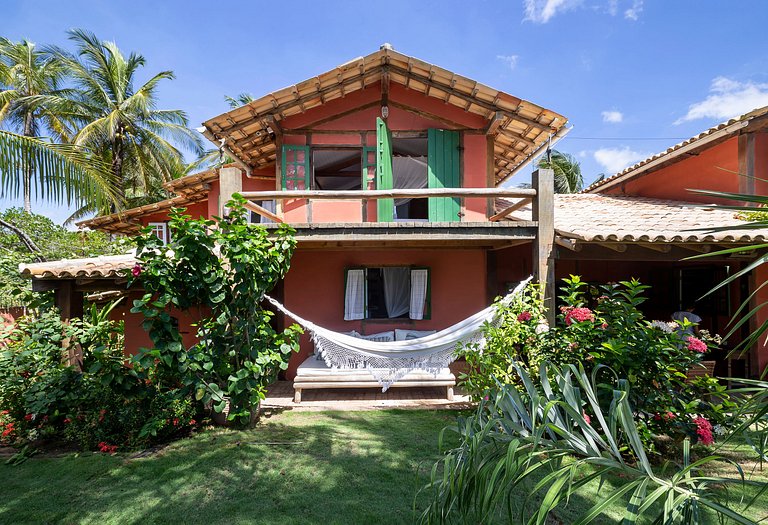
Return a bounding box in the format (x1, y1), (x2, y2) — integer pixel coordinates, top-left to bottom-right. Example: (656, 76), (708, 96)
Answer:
(693, 416), (714, 445)
(600, 322), (608, 329)
(189, 419), (197, 426)
(665, 412), (676, 420)
(173, 418), (179, 426)
(517, 311), (532, 322)
(0, 410), (8, 415)
(687, 337), (707, 353)
(565, 307), (595, 326)
(131, 263), (142, 278)
(23, 413), (33, 421)
(654, 413), (662, 421)
(63, 418), (71, 424)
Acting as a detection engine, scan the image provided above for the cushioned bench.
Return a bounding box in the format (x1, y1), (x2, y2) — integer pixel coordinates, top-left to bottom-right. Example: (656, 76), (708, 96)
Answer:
(292, 356), (456, 403)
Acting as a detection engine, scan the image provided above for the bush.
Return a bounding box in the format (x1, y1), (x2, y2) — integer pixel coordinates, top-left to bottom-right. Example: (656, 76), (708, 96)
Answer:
(459, 276), (735, 452)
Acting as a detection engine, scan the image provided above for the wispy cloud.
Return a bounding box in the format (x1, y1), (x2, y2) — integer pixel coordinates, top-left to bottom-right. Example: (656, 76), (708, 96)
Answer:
(594, 146), (649, 174)
(675, 77), (768, 124)
(523, 0), (581, 23)
(601, 110), (624, 123)
(624, 0), (643, 20)
(523, 0), (642, 22)
(496, 54), (519, 70)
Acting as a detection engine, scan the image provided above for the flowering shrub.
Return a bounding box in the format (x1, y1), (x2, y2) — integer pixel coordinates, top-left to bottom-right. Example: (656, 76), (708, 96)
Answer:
(459, 275), (734, 454)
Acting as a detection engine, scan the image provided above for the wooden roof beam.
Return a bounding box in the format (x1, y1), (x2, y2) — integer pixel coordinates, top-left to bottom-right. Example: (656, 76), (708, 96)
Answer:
(484, 112), (505, 135)
(489, 197), (532, 222)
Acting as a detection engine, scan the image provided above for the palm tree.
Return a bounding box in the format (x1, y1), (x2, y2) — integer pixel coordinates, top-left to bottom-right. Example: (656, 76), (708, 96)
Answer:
(45, 29), (203, 216)
(0, 129), (117, 213)
(538, 150), (584, 193)
(0, 38), (73, 212)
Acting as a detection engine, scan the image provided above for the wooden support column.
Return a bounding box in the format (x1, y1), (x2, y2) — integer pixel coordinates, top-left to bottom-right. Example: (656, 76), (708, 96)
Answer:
(55, 281), (84, 370)
(218, 166), (243, 219)
(738, 132), (756, 200)
(532, 168), (555, 325)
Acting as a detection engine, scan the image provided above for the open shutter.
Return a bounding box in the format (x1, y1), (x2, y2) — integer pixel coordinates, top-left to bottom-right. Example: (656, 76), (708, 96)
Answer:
(427, 129), (461, 222)
(376, 117), (394, 221)
(281, 145), (310, 190)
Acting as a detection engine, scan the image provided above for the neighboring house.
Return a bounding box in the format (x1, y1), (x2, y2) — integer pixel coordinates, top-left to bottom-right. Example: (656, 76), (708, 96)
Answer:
(18, 48), (768, 380)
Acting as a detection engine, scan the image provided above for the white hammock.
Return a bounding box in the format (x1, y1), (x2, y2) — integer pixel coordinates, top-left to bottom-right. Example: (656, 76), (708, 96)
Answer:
(264, 277), (531, 390)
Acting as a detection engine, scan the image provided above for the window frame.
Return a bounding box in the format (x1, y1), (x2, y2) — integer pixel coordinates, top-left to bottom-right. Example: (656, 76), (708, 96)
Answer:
(147, 222), (170, 245)
(343, 265), (431, 321)
(281, 144), (311, 190)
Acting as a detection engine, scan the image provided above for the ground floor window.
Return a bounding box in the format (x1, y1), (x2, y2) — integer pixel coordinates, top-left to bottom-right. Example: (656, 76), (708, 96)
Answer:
(344, 267), (429, 320)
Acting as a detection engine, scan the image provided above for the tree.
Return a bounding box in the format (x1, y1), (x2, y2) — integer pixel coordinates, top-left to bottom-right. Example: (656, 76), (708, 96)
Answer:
(0, 207), (123, 306)
(537, 150), (584, 193)
(45, 29), (203, 216)
(0, 38), (73, 212)
(0, 129), (117, 213)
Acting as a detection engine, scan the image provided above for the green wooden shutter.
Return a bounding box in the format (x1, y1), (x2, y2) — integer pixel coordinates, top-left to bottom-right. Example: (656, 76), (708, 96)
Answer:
(376, 117), (394, 222)
(427, 129), (461, 222)
(281, 145), (310, 190)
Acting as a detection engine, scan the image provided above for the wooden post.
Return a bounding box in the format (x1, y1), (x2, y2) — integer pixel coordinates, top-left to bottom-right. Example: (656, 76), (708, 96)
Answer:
(55, 281), (84, 370)
(532, 168), (555, 326)
(218, 166), (243, 219)
(738, 132), (756, 201)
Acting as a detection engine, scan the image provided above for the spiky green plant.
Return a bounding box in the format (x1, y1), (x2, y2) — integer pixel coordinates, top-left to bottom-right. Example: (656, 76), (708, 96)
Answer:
(537, 150), (584, 194)
(420, 362), (760, 524)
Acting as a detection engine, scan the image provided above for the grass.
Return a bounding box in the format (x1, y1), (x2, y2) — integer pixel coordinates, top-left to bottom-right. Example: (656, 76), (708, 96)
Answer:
(1, 409), (767, 524)
(0, 409), (460, 525)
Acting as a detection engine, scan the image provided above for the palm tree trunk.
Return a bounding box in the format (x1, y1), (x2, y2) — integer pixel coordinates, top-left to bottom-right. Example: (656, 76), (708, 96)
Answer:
(22, 112), (34, 213)
(110, 134), (125, 213)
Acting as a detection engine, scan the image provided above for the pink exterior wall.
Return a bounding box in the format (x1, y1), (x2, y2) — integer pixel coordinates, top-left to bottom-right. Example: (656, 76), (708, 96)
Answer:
(605, 138), (739, 203)
(281, 248), (487, 379)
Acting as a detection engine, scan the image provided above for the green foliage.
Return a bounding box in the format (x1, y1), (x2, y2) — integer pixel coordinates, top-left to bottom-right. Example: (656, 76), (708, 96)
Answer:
(0, 302), (199, 451)
(130, 196), (301, 425)
(460, 276), (735, 452)
(0, 207), (125, 306)
(421, 362), (760, 524)
(537, 150), (584, 193)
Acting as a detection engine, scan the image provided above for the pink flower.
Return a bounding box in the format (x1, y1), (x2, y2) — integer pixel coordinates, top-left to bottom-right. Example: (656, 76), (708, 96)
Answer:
(665, 412), (676, 420)
(565, 307), (595, 326)
(63, 418), (71, 424)
(517, 311), (532, 322)
(189, 419), (197, 426)
(687, 337), (707, 353)
(693, 416), (714, 445)
(582, 412), (591, 425)
(23, 414), (33, 421)
(600, 322), (608, 329)
(131, 263), (142, 277)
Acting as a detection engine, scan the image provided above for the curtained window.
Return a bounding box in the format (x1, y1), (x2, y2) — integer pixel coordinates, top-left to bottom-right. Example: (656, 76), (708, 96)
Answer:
(344, 267), (430, 320)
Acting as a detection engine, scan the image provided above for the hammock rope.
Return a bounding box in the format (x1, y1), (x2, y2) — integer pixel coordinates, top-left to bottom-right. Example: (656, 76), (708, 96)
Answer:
(264, 277), (531, 390)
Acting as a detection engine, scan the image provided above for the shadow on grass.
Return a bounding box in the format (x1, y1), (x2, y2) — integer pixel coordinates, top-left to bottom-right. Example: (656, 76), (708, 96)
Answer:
(0, 410), (462, 525)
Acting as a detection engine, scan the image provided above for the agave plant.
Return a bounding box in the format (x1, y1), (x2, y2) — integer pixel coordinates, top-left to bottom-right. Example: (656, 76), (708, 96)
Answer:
(419, 362), (760, 524)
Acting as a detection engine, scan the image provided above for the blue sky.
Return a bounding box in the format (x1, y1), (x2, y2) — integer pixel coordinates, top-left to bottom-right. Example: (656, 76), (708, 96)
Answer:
(3, 0), (768, 224)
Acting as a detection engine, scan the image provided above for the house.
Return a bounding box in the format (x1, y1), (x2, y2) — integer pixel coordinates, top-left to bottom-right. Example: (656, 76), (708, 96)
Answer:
(19, 48), (768, 385)
(21, 46), (566, 391)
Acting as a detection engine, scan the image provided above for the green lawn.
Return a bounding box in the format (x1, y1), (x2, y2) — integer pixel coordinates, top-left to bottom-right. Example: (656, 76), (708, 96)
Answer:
(1, 409), (767, 525)
(0, 410), (460, 525)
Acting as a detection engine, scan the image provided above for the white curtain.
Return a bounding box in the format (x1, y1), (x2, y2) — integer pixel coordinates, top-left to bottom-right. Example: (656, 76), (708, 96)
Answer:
(344, 269), (365, 320)
(252, 200), (276, 224)
(393, 156), (428, 211)
(409, 269), (428, 320)
(383, 267), (411, 318)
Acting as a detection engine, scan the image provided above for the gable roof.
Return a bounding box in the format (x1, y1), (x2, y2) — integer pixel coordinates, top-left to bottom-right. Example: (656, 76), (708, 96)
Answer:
(202, 46), (568, 185)
(499, 193), (768, 244)
(584, 105), (768, 194)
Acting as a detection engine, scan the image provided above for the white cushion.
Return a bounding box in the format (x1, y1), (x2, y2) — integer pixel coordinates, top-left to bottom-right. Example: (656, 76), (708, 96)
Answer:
(395, 329), (437, 341)
(357, 330), (395, 342)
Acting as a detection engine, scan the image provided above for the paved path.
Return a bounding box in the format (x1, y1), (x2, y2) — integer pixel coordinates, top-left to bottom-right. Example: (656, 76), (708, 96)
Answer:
(263, 381), (473, 411)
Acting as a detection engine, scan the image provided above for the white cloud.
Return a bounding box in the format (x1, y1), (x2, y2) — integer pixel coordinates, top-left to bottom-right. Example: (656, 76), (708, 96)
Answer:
(601, 110), (624, 123)
(523, 0), (581, 23)
(496, 54), (519, 70)
(593, 146), (649, 174)
(624, 0), (643, 20)
(676, 76), (768, 124)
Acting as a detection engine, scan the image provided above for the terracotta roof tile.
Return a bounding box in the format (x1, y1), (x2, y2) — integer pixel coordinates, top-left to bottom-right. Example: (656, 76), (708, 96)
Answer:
(499, 194), (768, 243)
(19, 253), (136, 280)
